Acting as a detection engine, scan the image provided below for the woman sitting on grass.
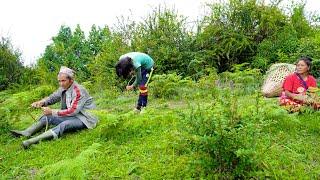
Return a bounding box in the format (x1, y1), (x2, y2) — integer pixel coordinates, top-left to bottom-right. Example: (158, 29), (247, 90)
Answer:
(280, 57), (319, 112)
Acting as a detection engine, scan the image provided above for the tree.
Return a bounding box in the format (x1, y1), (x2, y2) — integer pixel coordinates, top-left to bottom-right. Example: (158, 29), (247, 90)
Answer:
(39, 25), (92, 83)
(195, 0), (287, 72)
(131, 6), (193, 75)
(0, 37), (23, 90)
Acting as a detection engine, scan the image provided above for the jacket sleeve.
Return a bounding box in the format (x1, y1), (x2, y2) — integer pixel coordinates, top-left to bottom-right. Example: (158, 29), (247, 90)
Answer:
(43, 89), (62, 106)
(52, 85), (87, 117)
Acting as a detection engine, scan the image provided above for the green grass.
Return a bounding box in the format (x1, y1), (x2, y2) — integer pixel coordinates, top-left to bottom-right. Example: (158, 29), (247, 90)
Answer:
(0, 83), (319, 179)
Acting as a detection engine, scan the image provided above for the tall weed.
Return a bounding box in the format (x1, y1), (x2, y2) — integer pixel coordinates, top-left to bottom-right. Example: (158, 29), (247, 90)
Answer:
(0, 85), (54, 136)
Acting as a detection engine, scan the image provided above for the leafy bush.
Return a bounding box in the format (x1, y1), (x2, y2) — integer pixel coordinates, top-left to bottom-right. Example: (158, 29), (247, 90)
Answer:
(0, 85), (54, 135)
(148, 73), (193, 99)
(131, 6), (194, 75)
(21, 0), (319, 86)
(195, 0), (287, 72)
(178, 83), (299, 178)
(252, 4), (319, 71)
(179, 91), (259, 177)
(87, 29), (129, 92)
(311, 59), (320, 78)
(0, 37), (24, 90)
(219, 63), (262, 95)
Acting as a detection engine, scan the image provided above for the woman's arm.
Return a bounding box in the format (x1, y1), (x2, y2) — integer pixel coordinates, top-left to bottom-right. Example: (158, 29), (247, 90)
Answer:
(132, 67), (142, 87)
(284, 90), (296, 99)
(285, 90), (308, 102)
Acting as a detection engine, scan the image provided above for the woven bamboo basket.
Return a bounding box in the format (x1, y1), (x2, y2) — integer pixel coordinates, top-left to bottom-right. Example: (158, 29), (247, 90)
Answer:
(262, 63), (296, 97)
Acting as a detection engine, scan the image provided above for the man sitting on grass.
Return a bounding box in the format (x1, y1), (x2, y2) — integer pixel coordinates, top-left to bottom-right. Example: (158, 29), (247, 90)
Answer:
(10, 66), (98, 149)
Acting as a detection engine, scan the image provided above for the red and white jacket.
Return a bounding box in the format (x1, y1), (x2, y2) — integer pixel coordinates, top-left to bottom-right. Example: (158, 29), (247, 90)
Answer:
(43, 82), (98, 129)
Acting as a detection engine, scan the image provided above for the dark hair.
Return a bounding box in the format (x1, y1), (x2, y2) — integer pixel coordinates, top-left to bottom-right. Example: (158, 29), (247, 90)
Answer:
(115, 56), (134, 79)
(296, 56), (312, 71)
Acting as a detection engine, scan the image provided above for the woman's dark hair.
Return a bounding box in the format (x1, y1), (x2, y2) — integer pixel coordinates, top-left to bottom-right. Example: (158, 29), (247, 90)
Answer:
(115, 56), (134, 79)
(296, 56), (312, 71)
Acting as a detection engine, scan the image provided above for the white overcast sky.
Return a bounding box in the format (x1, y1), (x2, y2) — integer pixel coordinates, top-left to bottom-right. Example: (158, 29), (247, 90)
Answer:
(0, 0), (319, 66)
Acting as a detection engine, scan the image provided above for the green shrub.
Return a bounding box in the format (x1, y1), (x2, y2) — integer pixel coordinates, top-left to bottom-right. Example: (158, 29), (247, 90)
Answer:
(0, 37), (24, 90)
(148, 73), (193, 99)
(131, 6), (193, 75)
(178, 85), (297, 178)
(178, 91), (259, 177)
(311, 59), (320, 78)
(219, 63), (262, 95)
(195, 0), (288, 72)
(0, 85), (54, 133)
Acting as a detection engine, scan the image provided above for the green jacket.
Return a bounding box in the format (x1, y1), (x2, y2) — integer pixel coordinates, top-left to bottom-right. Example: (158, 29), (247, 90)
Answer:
(120, 52), (154, 87)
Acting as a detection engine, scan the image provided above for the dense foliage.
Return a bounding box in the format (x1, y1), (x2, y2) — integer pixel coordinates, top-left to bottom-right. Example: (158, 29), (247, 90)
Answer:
(2, 0), (320, 90)
(1, 70), (320, 178)
(0, 37), (24, 90)
(1, 0), (320, 178)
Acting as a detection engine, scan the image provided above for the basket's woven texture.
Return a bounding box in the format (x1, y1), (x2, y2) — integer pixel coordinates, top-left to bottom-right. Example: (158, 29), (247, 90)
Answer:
(308, 87), (320, 104)
(262, 63), (296, 97)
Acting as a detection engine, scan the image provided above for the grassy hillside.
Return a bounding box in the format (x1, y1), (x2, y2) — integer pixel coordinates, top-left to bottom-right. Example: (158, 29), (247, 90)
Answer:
(0, 73), (319, 179)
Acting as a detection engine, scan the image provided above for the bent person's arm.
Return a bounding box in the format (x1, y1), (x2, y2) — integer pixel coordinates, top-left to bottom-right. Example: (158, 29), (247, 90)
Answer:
(132, 67), (142, 87)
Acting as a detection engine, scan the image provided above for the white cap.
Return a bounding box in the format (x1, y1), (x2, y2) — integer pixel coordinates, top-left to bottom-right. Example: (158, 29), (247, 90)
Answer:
(59, 66), (75, 79)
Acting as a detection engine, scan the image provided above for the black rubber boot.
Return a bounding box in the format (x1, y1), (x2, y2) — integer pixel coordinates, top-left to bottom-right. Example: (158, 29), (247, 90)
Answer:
(10, 121), (46, 137)
(22, 130), (55, 149)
